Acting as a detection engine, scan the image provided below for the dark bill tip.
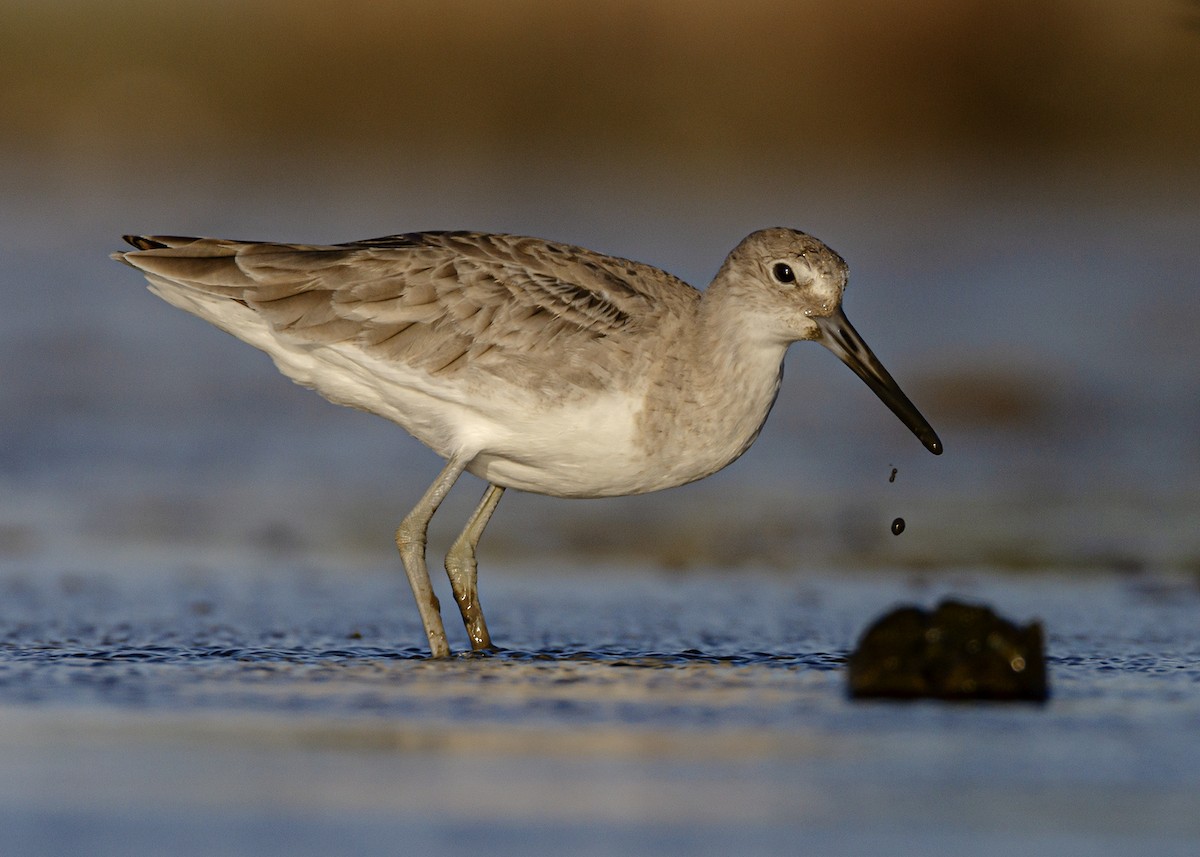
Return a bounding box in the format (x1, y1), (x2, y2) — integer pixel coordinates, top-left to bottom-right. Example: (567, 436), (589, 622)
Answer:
(814, 309), (943, 456)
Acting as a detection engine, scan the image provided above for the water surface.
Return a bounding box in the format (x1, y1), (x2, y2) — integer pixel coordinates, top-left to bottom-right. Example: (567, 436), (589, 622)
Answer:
(2, 561), (1198, 856)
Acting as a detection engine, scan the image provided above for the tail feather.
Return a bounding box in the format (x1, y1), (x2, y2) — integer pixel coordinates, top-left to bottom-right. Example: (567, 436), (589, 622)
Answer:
(122, 234), (203, 251)
(112, 234), (205, 268)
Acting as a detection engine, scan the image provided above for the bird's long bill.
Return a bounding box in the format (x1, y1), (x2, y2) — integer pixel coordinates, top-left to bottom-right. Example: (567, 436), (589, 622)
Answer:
(814, 308), (943, 455)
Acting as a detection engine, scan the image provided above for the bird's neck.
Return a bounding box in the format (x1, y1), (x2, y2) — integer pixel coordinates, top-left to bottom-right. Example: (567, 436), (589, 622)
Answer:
(630, 287), (789, 488)
(691, 285), (790, 434)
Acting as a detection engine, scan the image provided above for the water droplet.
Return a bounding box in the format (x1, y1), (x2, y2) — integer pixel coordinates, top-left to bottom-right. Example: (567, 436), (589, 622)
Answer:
(888, 467), (897, 483)
(891, 517), (905, 536)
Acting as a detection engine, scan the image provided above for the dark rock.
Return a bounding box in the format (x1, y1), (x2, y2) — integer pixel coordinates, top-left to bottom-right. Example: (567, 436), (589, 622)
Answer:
(846, 599), (1048, 701)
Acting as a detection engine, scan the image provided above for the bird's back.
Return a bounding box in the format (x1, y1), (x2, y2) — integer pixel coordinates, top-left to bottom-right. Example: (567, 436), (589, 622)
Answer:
(115, 231), (700, 393)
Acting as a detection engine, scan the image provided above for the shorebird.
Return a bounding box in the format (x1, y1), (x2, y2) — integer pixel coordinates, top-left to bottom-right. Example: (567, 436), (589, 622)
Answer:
(114, 228), (941, 657)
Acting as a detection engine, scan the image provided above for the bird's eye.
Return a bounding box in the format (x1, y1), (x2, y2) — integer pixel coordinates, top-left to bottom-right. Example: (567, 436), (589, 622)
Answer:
(772, 262), (795, 283)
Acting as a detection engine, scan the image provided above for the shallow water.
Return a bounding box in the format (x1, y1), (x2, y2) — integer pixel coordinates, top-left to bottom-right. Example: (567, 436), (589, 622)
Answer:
(3, 141), (1200, 855)
(2, 561), (1199, 856)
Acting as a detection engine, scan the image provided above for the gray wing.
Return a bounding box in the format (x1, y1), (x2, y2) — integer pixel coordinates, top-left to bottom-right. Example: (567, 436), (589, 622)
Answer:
(116, 231), (697, 387)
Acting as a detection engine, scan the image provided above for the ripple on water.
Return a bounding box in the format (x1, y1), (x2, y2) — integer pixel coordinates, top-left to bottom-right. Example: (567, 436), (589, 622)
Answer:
(1, 565), (1199, 730)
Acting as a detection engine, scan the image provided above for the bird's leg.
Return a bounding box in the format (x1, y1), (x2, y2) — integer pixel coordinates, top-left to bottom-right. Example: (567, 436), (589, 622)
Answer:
(395, 457), (468, 658)
(445, 484), (505, 651)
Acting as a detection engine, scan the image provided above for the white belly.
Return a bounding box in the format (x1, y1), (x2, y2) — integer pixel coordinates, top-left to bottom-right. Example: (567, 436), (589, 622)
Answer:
(268, 335), (663, 497)
(464, 392), (656, 497)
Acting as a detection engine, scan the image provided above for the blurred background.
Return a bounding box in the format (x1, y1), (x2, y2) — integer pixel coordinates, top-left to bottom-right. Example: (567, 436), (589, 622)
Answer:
(3, 0), (1199, 575)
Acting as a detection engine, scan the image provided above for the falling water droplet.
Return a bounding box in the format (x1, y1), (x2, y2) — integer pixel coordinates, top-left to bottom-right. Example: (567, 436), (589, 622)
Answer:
(891, 517), (906, 536)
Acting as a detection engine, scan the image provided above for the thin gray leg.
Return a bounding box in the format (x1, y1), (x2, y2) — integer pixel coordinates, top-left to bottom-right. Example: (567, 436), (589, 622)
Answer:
(395, 457), (469, 657)
(445, 483), (505, 651)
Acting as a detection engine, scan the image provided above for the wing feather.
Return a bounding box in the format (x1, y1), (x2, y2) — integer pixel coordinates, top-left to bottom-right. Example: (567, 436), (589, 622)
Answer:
(117, 231), (699, 388)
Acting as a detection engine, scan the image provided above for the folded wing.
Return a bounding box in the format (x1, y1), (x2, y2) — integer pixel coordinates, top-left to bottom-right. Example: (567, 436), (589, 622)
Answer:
(116, 231), (696, 389)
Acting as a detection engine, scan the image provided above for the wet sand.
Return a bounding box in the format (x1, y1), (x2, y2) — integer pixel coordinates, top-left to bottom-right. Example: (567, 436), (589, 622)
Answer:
(2, 562), (1198, 856)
